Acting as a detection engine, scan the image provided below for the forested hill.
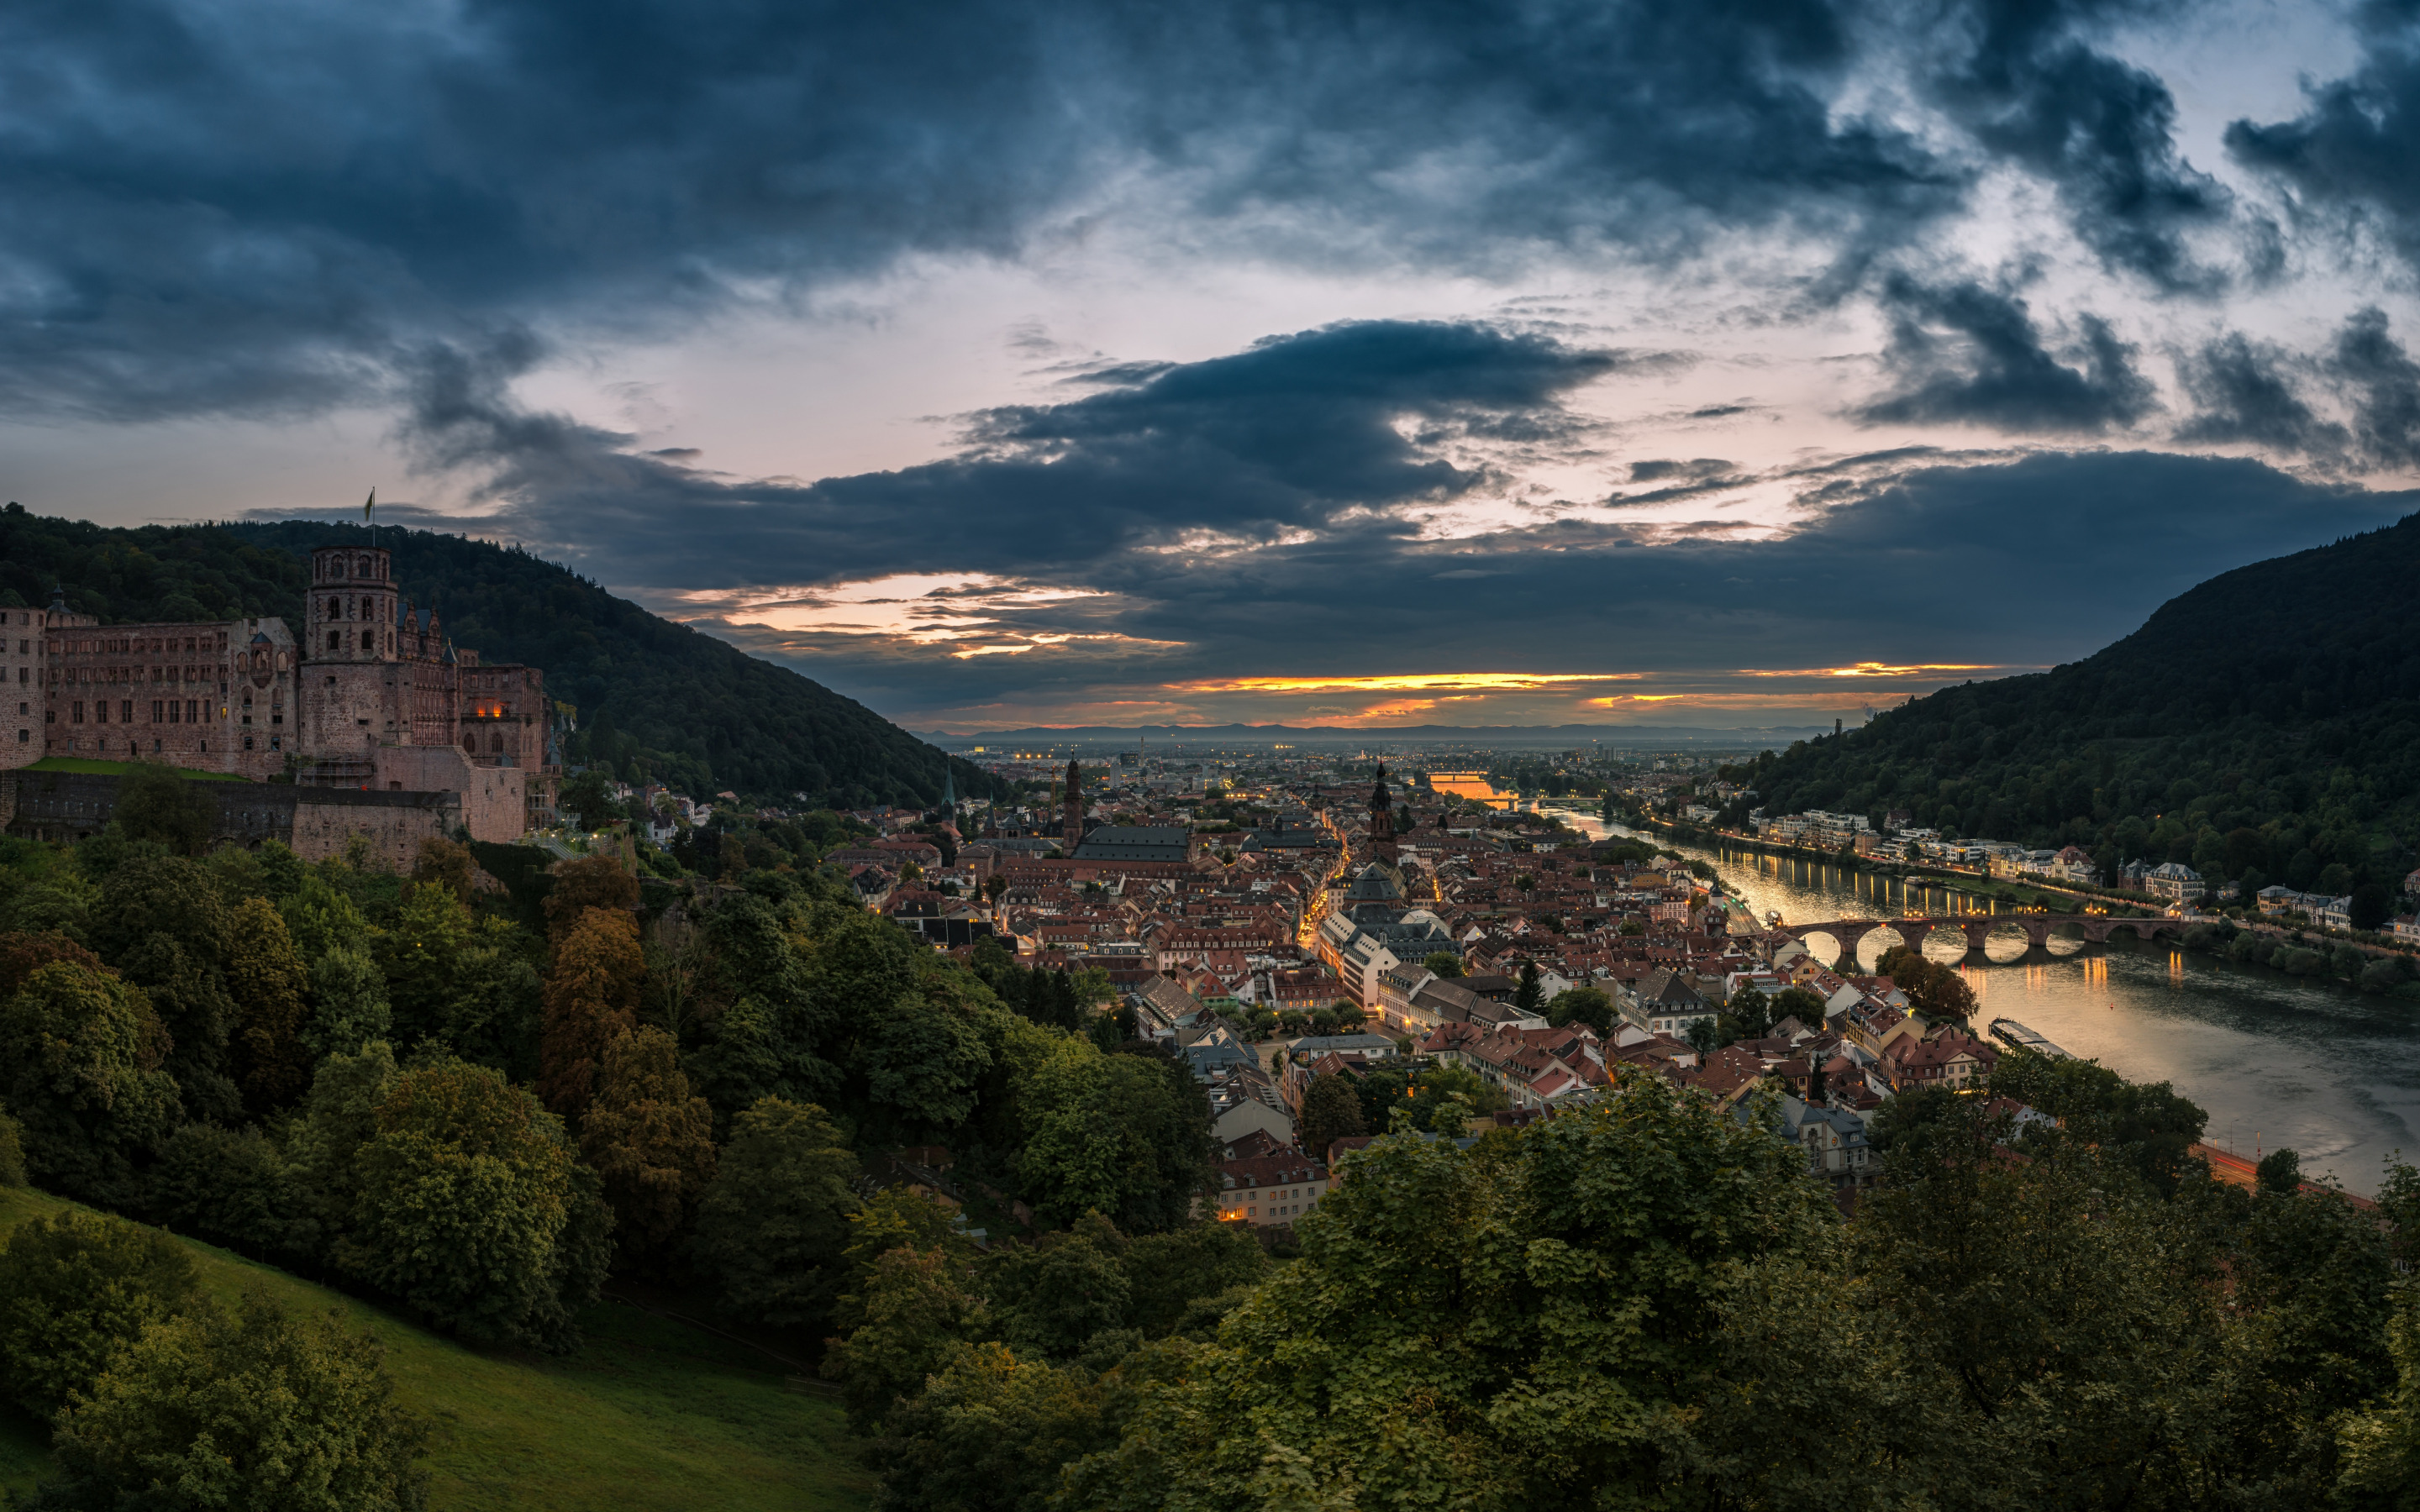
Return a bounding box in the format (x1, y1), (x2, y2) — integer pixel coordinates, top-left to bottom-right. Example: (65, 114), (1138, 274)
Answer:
(1744, 510), (2420, 908)
(0, 503), (997, 807)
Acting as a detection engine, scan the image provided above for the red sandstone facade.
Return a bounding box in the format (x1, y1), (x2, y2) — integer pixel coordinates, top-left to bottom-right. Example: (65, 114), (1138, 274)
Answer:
(6, 540), (559, 844)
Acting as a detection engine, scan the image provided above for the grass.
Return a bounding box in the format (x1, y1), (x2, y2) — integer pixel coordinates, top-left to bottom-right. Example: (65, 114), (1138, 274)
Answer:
(18, 757), (249, 783)
(0, 1185), (876, 1511)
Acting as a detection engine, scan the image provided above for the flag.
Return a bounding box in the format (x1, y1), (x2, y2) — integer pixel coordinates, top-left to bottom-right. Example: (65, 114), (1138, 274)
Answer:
(364, 487), (376, 522)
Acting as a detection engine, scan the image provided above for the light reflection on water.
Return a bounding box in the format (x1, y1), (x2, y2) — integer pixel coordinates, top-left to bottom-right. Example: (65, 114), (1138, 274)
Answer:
(1548, 810), (2420, 1194)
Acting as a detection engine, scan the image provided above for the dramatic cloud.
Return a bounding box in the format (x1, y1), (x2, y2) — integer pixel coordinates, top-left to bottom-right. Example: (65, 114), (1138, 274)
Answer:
(1856, 276), (2156, 432)
(2228, 3), (2420, 272)
(9, 0), (2420, 732)
(402, 318), (1634, 584)
(1927, 0), (2232, 292)
(2175, 333), (2346, 454)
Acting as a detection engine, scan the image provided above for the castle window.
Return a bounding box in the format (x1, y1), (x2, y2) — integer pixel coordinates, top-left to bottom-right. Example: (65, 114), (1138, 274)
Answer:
(360, 630), (375, 651)
(328, 631), (340, 651)
(119, 701), (131, 722)
(151, 701), (163, 722)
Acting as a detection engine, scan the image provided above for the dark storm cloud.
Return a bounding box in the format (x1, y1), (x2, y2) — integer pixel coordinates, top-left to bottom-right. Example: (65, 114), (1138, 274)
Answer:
(2327, 307), (2420, 468)
(2228, 2), (2420, 271)
(682, 450), (2411, 721)
(392, 319), (1629, 582)
(1925, 0), (2232, 293)
(1856, 275), (2157, 432)
(2174, 333), (2347, 454)
(0, 0), (1975, 424)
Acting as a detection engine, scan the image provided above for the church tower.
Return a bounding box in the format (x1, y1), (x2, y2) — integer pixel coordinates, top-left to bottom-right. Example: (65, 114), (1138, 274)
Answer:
(1062, 758), (1086, 849)
(1369, 763), (1397, 858)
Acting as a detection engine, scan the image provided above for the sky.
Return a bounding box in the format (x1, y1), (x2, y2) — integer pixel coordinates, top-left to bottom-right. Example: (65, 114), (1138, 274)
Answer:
(8, 0), (2420, 734)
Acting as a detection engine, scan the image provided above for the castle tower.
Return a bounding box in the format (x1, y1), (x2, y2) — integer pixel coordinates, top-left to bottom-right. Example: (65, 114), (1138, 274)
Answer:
(1063, 758), (1085, 849)
(1370, 763), (1397, 857)
(297, 544), (407, 764)
(307, 545), (399, 663)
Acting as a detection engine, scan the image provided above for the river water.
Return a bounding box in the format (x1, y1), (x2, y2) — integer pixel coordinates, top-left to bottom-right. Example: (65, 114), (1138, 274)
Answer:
(1534, 806), (2420, 1194)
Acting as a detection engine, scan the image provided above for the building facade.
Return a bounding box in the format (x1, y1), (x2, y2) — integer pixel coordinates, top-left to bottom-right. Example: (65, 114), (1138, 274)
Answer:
(7, 540), (559, 841)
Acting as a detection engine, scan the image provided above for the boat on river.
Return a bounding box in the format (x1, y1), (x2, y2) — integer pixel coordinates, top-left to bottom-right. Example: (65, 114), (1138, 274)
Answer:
(1988, 1018), (2070, 1059)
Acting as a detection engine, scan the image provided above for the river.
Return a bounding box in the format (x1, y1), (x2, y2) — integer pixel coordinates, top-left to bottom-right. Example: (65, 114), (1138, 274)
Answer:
(1525, 805), (2420, 1194)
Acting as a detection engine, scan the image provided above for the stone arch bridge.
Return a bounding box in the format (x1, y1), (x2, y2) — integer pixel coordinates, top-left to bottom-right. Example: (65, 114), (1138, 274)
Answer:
(1780, 914), (2188, 963)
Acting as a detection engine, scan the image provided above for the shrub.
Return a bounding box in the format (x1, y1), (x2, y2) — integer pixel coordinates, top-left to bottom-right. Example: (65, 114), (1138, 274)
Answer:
(0, 1210), (203, 1417)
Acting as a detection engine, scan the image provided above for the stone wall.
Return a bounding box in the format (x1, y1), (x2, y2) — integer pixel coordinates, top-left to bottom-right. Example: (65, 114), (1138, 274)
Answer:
(3, 769), (460, 869)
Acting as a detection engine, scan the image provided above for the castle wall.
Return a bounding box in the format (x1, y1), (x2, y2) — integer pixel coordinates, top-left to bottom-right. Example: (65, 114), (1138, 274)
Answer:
(3, 769), (458, 870)
(2, 606), (39, 772)
(16, 542), (556, 840)
(39, 615), (296, 780)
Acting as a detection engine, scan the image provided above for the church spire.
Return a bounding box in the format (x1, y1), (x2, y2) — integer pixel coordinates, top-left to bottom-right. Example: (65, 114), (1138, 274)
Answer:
(1062, 757), (1085, 850)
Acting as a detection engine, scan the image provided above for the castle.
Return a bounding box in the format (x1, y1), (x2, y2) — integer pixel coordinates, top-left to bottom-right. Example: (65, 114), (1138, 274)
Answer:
(3, 541), (560, 860)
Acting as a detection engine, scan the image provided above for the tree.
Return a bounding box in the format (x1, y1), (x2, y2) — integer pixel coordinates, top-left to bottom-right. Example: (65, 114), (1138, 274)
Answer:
(865, 1341), (1121, 1512)
(824, 1245), (991, 1436)
(539, 907), (644, 1122)
(1769, 984), (1828, 1027)
(111, 762), (216, 857)
(409, 837), (476, 903)
(304, 946), (392, 1060)
(91, 856), (242, 1123)
(226, 896), (313, 1113)
(0, 930), (112, 1000)
(45, 1293), (429, 1512)
(283, 1042), (397, 1249)
(1512, 960), (1543, 1016)
(0, 1209), (203, 1417)
(1060, 1085), (1839, 1507)
(278, 872), (367, 963)
(1876, 944), (1977, 1022)
(578, 1026), (716, 1267)
(145, 1122), (299, 1260)
(0, 1099), (23, 1187)
(692, 1097), (860, 1331)
(342, 1058), (613, 1352)
(0, 962), (180, 1200)
(559, 769), (618, 833)
(1405, 1063), (1507, 1131)
(1724, 985), (1774, 1041)
(2258, 1147), (2303, 1195)
(542, 854), (640, 948)
(1423, 953), (1463, 979)
(1013, 1041), (1214, 1232)
(1297, 1073), (1367, 1159)
(1547, 985), (1615, 1037)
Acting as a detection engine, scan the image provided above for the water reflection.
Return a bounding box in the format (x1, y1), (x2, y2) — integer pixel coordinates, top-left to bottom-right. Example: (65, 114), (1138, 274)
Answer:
(1559, 814), (2420, 1194)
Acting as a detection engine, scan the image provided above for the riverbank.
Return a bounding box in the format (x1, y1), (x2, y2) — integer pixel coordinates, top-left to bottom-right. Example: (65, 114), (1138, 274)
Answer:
(1598, 810), (2420, 998)
(1572, 814), (2420, 1194)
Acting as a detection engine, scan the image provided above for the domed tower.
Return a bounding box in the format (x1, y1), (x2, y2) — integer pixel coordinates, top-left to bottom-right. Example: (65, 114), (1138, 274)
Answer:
(1369, 763), (1397, 857)
(1062, 758), (1085, 849)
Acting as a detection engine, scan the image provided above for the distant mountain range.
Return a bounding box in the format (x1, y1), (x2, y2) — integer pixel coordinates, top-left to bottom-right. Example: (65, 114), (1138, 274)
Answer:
(927, 722), (1837, 748)
(1750, 511), (2420, 902)
(0, 506), (997, 809)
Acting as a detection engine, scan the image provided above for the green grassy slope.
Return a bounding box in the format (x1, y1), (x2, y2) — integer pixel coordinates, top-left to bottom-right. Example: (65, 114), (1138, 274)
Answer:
(0, 1185), (874, 1512)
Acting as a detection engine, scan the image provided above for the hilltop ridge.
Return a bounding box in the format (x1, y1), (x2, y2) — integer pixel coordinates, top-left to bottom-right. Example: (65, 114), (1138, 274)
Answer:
(0, 505), (996, 808)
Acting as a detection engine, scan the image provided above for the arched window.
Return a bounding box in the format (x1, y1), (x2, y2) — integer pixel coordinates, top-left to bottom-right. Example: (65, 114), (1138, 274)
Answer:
(325, 598), (339, 620)
(492, 732), (504, 753)
(360, 629), (375, 652)
(463, 732), (477, 753)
